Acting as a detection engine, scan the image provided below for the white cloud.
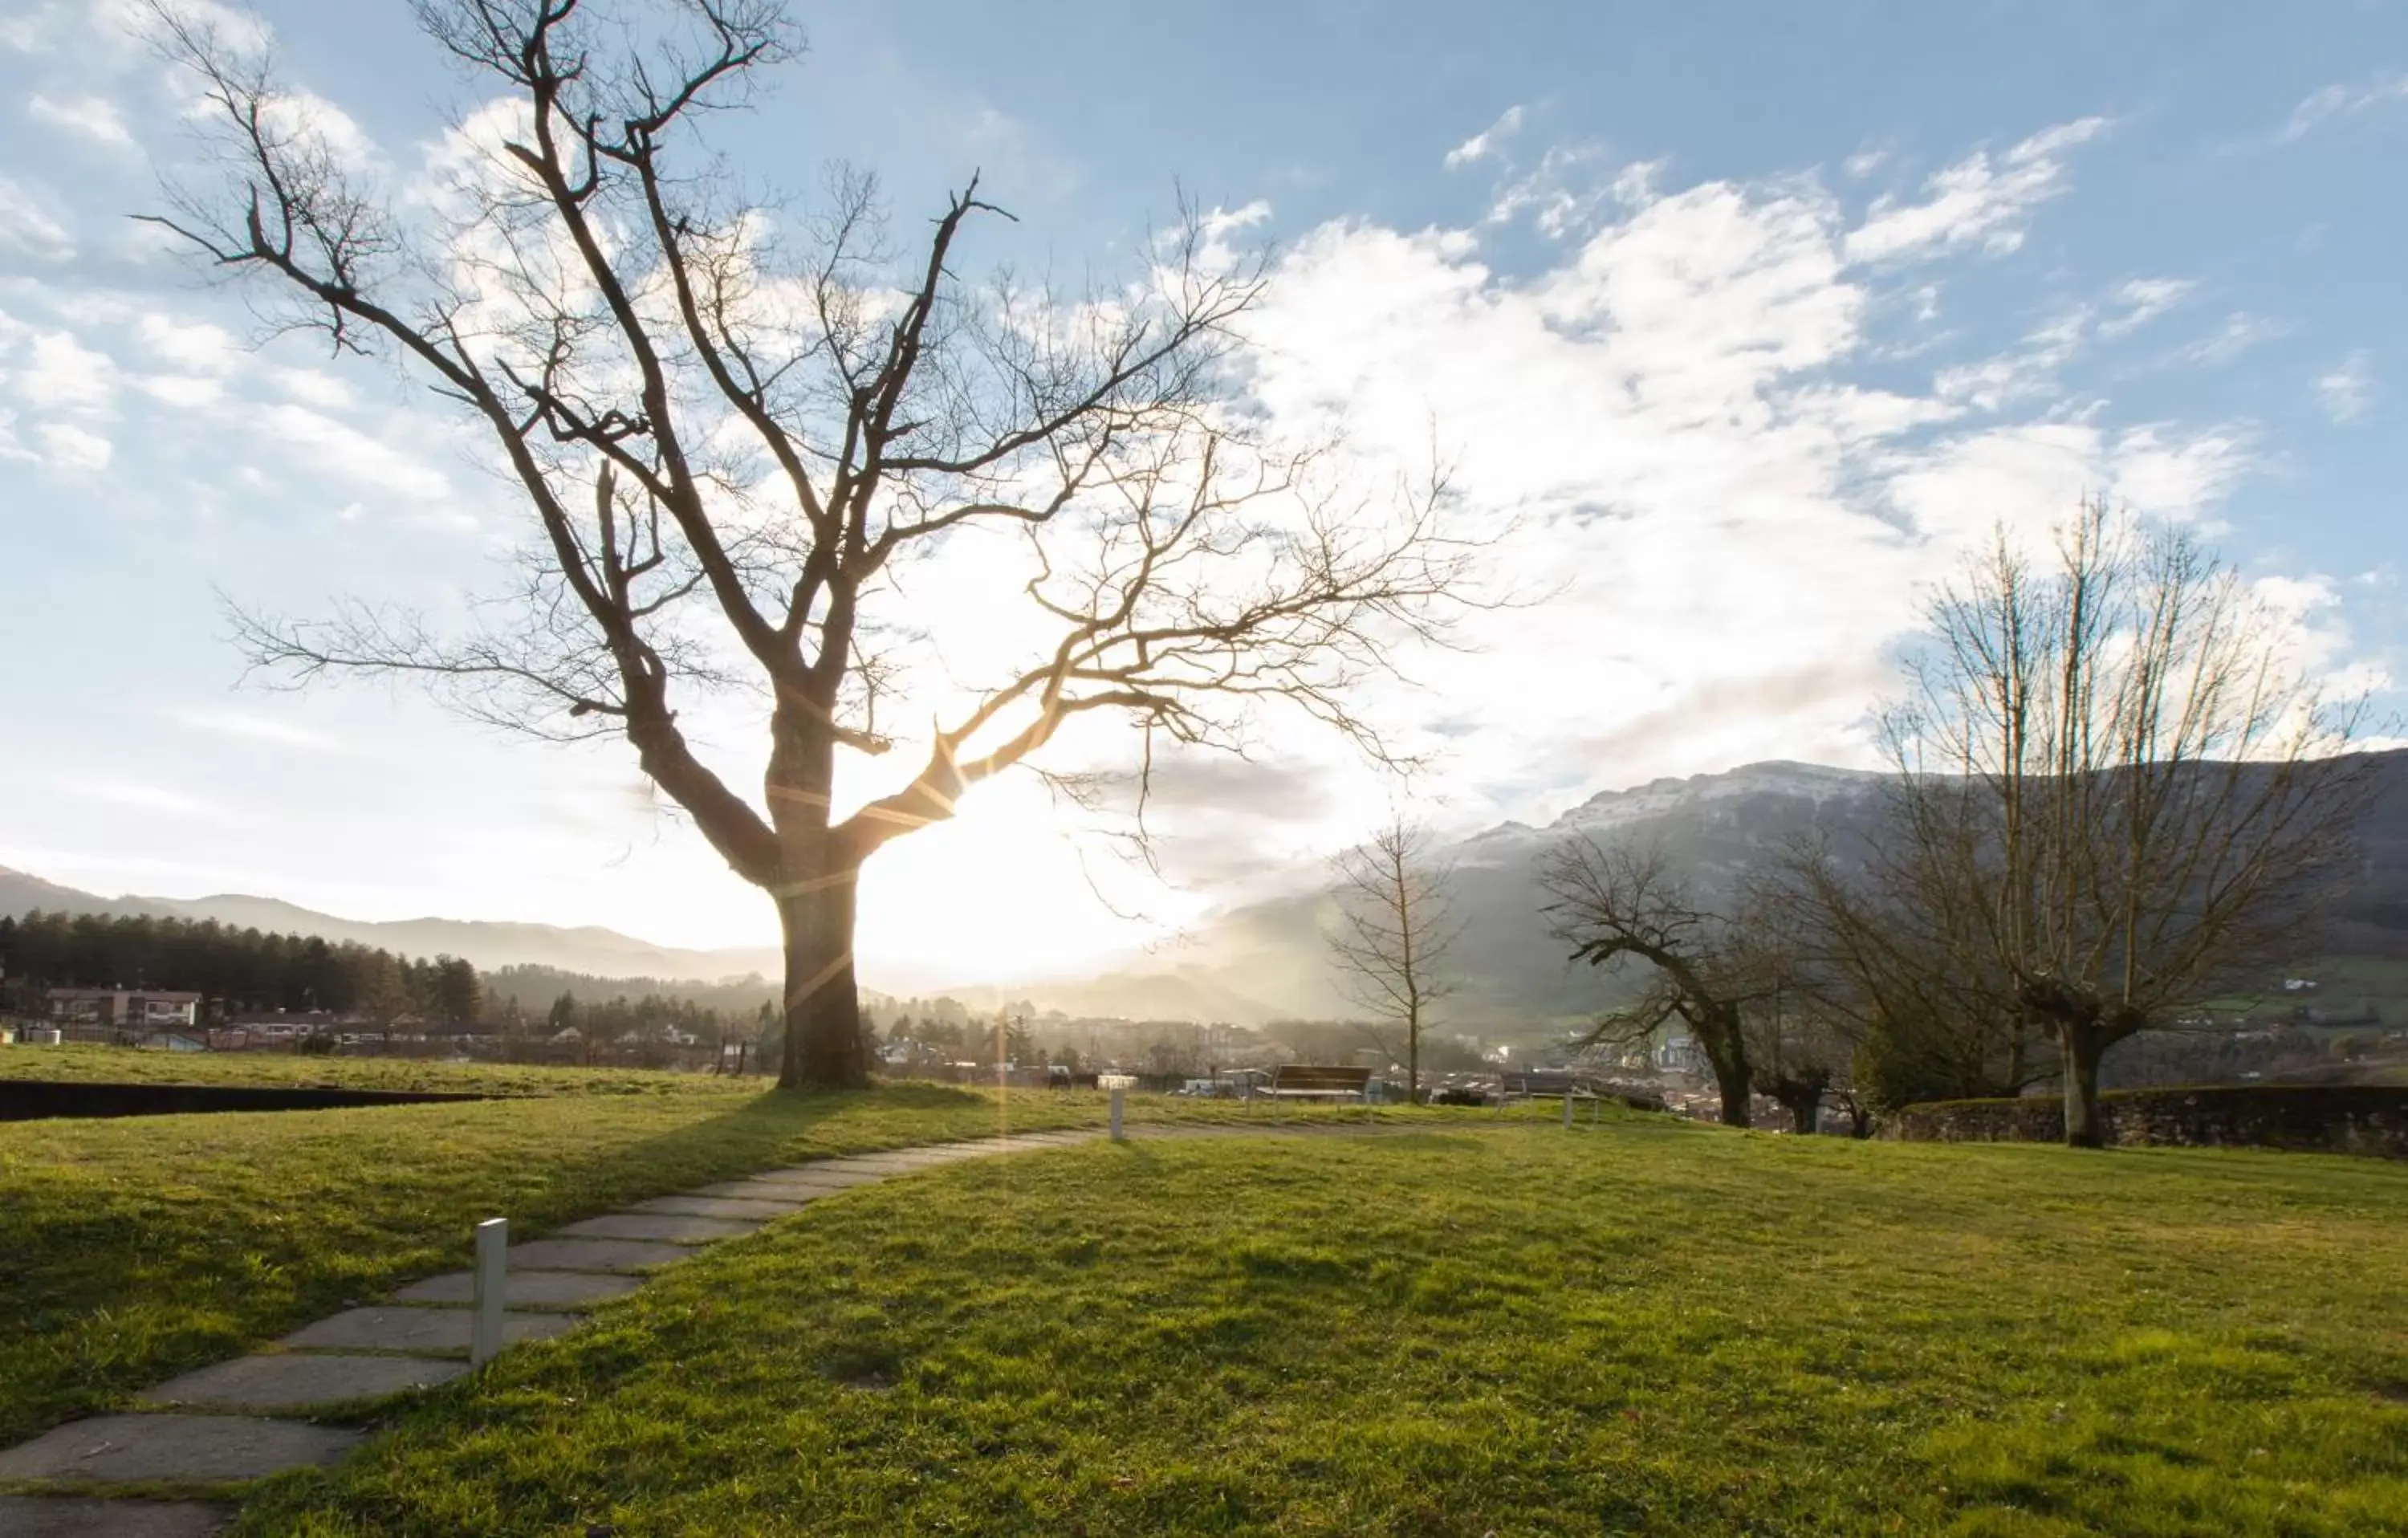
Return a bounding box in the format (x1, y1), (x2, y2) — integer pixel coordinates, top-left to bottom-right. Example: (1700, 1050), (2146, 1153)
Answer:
(2097, 276), (2194, 340)
(22, 328), (119, 413)
(275, 367), (355, 410)
(1445, 104), (1526, 169)
(136, 315), (242, 373)
(1845, 116), (2110, 264)
(270, 89), (380, 172)
(258, 403), (454, 503)
(1481, 143), (1649, 238)
(2318, 350), (2374, 423)
(1934, 306), (2087, 412)
(0, 407), (38, 462)
(2107, 425), (2251, 517)
(132, 373), (225, 409)
(0, 176), (75, 260)
(35, 421), (111, 471)
(2170, 311), (2288, 368)
(10, 0), (270, 57)
(169, 707), (356, 754)
(2278, 72), (2408, 144)
(27, 92), (134, 149)
(1157, 126), (2311, 869)
(68, 779), (219, 818)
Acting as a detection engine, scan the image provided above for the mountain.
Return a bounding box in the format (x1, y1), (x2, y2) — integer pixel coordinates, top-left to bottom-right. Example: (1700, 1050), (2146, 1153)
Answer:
(14, 750), (2407, 1023)
(982, 752), (2408, 1031)
(0, 868), (780, 983)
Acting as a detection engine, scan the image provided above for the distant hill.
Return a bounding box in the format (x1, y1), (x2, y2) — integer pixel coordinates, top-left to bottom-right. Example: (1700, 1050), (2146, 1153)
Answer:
(969, 752), (2408, 1032)
(0, 868), (780, 983)
(14, 749), (2407, 1027)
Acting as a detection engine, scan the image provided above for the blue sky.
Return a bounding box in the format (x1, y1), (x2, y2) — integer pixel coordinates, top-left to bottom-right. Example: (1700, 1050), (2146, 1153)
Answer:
(2, 0), (2403, 987)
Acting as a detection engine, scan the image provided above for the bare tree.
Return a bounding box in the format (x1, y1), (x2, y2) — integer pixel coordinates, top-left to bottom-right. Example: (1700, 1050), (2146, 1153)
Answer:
(1881, 502), (2376, 1145)
(1767, 829), (2048, 1113)
(1326, 815), (1460, 1100)
(142, 0), (1474, 1089)
(1727, 895), (1857, 1133)
(1539, 840), (1770, 1127)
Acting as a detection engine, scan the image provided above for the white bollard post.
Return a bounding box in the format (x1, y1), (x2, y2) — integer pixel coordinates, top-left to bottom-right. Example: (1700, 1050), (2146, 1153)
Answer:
(470, 1217), (508, 1367)
(1109, 1084), (1125, 1141)
(1564, 1092), (1575, 1129)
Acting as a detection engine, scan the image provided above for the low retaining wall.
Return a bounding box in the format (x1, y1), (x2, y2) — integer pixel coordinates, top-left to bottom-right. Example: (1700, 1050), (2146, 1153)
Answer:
(0, 1080), (494, 1122)
(1885, 1084), (2408, 1159)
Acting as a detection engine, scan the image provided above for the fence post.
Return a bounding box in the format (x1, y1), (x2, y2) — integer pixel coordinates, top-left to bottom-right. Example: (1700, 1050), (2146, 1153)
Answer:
(1109, 1085), (1125, 1141)
(470, 1217), (508, 1367)
(1564, 1092), (1575, 1129)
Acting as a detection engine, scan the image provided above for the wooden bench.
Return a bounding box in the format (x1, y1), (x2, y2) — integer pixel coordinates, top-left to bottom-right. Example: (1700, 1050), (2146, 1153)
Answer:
(1255, 1064), (1373, 1119)
(1495, 1069), (1599, 1118)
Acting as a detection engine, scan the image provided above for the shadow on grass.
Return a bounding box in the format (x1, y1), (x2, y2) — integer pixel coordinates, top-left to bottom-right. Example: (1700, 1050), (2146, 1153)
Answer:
(0, 1081), (1083, 1450)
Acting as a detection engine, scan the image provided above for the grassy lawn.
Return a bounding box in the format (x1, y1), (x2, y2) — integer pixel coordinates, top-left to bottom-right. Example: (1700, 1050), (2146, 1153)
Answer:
(227, 1121), (2408, 1537)
(0, 1040), (1445, 1454)
(0, 1040), (707, 1095)
(0, 1047), (1409, 1448)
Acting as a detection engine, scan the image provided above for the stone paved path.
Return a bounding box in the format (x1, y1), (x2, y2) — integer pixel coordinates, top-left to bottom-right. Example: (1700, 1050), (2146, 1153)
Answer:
(0, 1125), (1107, 1535)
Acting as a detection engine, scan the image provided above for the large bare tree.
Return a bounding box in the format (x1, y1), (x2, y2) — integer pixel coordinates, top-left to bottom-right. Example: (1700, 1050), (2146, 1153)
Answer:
(144, 0), (1471, 1088)
(1325, 815), (1461, 1101)
(1881, 503), (2375, 1145)
(1540, 840), (1768, 1127)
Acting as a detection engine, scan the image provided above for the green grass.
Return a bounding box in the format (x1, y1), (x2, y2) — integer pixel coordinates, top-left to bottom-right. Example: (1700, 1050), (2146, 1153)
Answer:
(0, 1047), (1440, 1449)
(223, 1121), (2408, 1537)
(0, 1040), (699, 1095)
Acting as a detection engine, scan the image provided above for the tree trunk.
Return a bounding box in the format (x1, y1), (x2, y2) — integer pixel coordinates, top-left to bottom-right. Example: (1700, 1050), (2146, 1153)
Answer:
(2057, 1021), (2106, 1148)
(1407, 1006), (1420, 1104)
(776, 873), (868, 1091)
(1706, 1046), (1752, 1127)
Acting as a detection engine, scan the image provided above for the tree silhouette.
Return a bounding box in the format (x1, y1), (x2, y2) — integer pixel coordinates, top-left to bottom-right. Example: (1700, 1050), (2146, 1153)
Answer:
(144, 0), (1473, 1088)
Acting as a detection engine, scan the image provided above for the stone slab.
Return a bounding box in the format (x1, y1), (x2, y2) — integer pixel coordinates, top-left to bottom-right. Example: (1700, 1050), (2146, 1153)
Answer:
(506, 1237), (693, 1272)
(0, 1414), (363, 1485)
(552, 1212), (763, 1244)
(630, 1195), (807, 1219)
(744, 1167), (885, 1188)
(0, 1497), (234, 1536)
(389, 1269), (646, 1309)
(140, 1353), (465, 1411)
(283, 1306), (576, 1355)
(690, 1179), (843, 1203)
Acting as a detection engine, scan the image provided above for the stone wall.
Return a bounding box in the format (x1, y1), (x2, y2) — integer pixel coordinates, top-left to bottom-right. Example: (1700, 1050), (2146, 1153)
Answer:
(1885, 1084), (2408, 1160)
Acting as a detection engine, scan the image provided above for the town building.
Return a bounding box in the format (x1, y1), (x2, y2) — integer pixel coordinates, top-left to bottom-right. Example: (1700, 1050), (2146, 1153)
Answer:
(46, 988), (204, 1031)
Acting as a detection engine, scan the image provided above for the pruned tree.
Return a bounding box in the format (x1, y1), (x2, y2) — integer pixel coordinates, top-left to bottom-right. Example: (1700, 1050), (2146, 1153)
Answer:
(1881, 502), (2377, 1145)
(1767, 828), (2047, 1114)
(142, 0), (1474, 1088)
(1539, 840), (1767, 1127)
(1725, 900), (1857, 1134)
(1325, 814), (1461, 1101)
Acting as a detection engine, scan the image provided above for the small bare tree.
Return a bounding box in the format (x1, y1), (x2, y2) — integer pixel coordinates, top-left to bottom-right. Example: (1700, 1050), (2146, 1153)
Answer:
(142, 0), (1474, 1088)
(1540, 840), (1769, 1127)
(1884, 502), (2376, 1145)
(1325, 816), (1460, 1101)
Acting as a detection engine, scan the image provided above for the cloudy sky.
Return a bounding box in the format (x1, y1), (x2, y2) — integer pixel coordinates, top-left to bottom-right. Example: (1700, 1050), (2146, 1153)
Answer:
(2, 0), (2403, 990)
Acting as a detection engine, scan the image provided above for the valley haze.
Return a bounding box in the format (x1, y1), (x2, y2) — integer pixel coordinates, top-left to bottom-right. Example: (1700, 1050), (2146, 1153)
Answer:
(15, 753), (2407, 1030)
